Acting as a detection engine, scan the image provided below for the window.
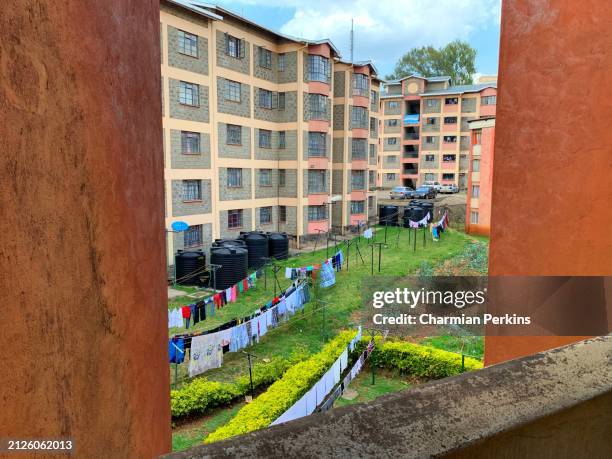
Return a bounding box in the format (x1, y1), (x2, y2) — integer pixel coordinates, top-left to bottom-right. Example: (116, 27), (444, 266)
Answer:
(224, 80), (241, 102)
(351, 106), (368, 128)
(424, 173), (435, 181)
(308, 55), (330, 82)
(351, 170), (366, 190)
(472, 185), (480, 198)
(308, 170), (326, 193)
(443, 154), (456, 162)
(426, 117), (436, 125)
(369, 144), (376, 158)
(370, 117), (377, 133)
(445, 97), (459, 105)
(184, 225), (202, 247)
(227, 168), (242, 187)
(258, 47), (272, 69)
(352, 139), (367, 159)
(387, 155), (397, 163)
(179, 81), (199, 106)
(181, 131), (200, 154)
(425, 154), (435, 162)
(388, 138), (398, 145)
(278, 169), (286, 187)
(473, 129), (482, 145)
(279, 205), (287, 222)
(424, 136), (436, 144)
(388, 119), (398, 127)
(259, 89), (273, 109)
(226, 124), (241, 145)
(350, 201), (365, 214)
(369, 171), (375, 187)
(443, 135), (457, 143)
(444, 116), (457, 124)
(308, 132), (326, 157)
(182, 180), (201, 201)
(481, 95), (496, 105)
(386, 173), (396, 181)
(259, 129), (272, 148)
(425, 99), (437, 107)
(442, 173), (455, 180)
(368, 196), (375, 207)
(225, 34), (243, 59)
(278, 53), (286, 71)
(308, 205), (327, 221)
(228, 209), (243, 229)
(470, 211), (479, 224)
(178, 30), (198, 57)
(259, 169), (272, 186)
(352, 73), (369, 96)
(370, 90), (377, 106)
(388, 101), (400, 109)
(278, 131), (286, 149)
(472, 159), (481, 172)
(260, 206), (272, 224)
(278, 92), (285, 110)
(309, 94), (328, 119)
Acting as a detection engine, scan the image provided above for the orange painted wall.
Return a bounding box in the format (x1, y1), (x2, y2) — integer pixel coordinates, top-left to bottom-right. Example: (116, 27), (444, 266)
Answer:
(485, 0), (612, 365)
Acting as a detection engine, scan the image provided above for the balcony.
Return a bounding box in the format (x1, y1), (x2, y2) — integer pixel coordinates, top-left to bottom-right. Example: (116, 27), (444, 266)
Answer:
(404, 133), (420, 141)
(403, 152), (419, 160)
(403, 114), (420, 124)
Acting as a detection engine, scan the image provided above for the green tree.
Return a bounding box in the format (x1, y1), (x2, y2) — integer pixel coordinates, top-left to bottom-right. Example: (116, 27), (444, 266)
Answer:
(387, 40), (477, 85)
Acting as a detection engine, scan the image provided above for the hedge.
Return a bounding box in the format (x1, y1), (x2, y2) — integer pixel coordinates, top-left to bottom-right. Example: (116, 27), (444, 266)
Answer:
(205, 330), (356, 443)
(361, 338), (483, 378)
(171, 354), (302, 419)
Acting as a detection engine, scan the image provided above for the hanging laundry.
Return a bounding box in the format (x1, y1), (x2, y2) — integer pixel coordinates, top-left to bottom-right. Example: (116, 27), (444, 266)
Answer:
(319, 260), (336, 288)
(189, 332), (224, 377)
(363, 228), (373, 239)
(182, 305), (191, 329)
(168, 337), (185, 364)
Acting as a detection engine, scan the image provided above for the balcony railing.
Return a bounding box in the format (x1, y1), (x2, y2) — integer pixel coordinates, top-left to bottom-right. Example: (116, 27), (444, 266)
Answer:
(403, 152), (419, 159)
(404, 133), (420, 141)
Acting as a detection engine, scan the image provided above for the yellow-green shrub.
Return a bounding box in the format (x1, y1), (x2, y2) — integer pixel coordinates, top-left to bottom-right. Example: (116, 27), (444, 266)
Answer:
(205, 330), (356, 443)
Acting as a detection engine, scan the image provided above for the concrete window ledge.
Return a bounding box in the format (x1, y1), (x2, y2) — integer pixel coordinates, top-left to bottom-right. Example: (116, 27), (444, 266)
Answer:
(165, 336), (612, 458)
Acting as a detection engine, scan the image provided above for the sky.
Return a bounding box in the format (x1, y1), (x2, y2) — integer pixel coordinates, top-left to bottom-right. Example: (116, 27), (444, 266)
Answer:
(205, 0), (502, 80)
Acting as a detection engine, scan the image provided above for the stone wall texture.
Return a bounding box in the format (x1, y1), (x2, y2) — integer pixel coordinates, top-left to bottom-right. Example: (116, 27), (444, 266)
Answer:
(167, 25), (208, 75)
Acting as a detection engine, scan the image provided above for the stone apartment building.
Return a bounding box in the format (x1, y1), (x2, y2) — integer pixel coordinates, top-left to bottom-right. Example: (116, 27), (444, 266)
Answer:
(379, 76), (497, 190)
(160, 0), (381, 268)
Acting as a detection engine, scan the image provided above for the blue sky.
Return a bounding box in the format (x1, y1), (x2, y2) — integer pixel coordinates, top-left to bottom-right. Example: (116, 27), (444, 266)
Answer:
(207, 0), (501, 79)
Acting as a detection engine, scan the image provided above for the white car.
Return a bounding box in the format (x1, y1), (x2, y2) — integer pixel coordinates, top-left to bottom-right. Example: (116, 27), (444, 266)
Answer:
(422, 181), (442, 192)
(439, 184), (459, 194)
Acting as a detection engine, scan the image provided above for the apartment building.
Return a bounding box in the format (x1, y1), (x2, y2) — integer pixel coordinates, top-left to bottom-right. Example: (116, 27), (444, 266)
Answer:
(465, 117), (495, 235)
(379, 76), (497, 189)
(160, 1), (380, 268)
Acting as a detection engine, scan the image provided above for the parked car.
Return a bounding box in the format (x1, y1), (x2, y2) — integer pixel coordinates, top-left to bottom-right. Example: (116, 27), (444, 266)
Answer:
(389, 186), (413, 200)
(412, 186), (436, 199)
(439, 184), (459, 194)
(423, 181), (442, 192)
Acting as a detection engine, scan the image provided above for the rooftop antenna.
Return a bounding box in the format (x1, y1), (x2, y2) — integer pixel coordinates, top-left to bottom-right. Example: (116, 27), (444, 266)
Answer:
(350, 18), (354, 63)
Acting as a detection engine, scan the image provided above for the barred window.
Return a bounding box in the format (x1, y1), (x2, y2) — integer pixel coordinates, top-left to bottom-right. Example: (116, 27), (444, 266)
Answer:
(369, 170), (375, 186)
(472, 185), (480, 198)
(369, 144), (376, 158)
(350, 201), (365, 214)
(308, 132), (326, 157)
(425, 154), (435, 162)
(226, 124), (241, 145)
(278, 92), (285, 110)
(308, 205), (327, 221)
(308, 55), (330, 82)
(184, 225), (202, 247)
(279, 169), (286, 186)
(258, 47), (272, 68)
(278, 53), (286, 71)
(181, 131), (200, 154)
(388, 101), (400, 109)
(351, 170), (366, 190)
(259, 89), (273, 109)
(443, 154), (456, 162)
(370, 90), (377, 107)
(472, 159), (481, 172)
(442, 173), (455, 180)
(308, 170), (326, 193)
(352, 73), (369, 96)
(470, 210), (479, 224)
(228, 209), (243, 228)
(386, 173), (396, 181)
(179, 81), (199, 106)
(351, 139), (367, 160)
(387, 138), (398, 145)
(370, 117), (377, 133)
(388, 119), (398, 127)
(351, 106), (368, 128)
(444, 116), (457, 124)
(278, 131), (286, 149)
(387, 155), (397, 163)
(279, 205), (287, 222)
(182, 180), (201, 201)
(426, 117), (437, 125)
(309, 94), (328, 119)
(445, 97), (459, 105)
(259, 169), (272, 186)
(225, 34), (244, 59)
(227, 168), (242, 187)
(225, 80), (241, 102)
(443, 135), (457, 143)
(481, 95), (497, 105)
(260, 206), (272, 224)
(259, 129), (271, 148)
(424, 136), (436, 144)
(178, 30), (198, 57)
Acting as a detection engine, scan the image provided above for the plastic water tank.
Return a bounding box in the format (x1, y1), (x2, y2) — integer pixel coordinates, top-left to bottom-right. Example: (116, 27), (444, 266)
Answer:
(379, 205), (399, 226)
(175, 250), (206, 286)
(210, 246), (248, 290)
(240, 232), (269, 269)
(212, 238), (247, 249)
(267, 232), (289, 260)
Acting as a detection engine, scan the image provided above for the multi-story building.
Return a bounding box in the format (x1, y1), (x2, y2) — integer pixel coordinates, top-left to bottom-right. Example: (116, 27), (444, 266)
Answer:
(160, 1), (381, 271)
(379, 76), (497, 190)
(465, 116), (496, 235)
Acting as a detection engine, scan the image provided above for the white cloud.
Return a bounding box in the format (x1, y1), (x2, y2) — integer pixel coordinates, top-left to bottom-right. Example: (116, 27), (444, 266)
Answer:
(217, 0), (501, 76)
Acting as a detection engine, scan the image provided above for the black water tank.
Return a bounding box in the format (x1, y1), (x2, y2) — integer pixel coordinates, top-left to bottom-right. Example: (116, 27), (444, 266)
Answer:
(240, 232), (269, 269)
(210, 246), (248, 290)
(175, 250), (206, 286)
(268, 232), (289, 260)
(213, 238), (247, 249)
(419, 202), (434, 222)
(379, 205), (399, 226)
(407, 206), (427, 222)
